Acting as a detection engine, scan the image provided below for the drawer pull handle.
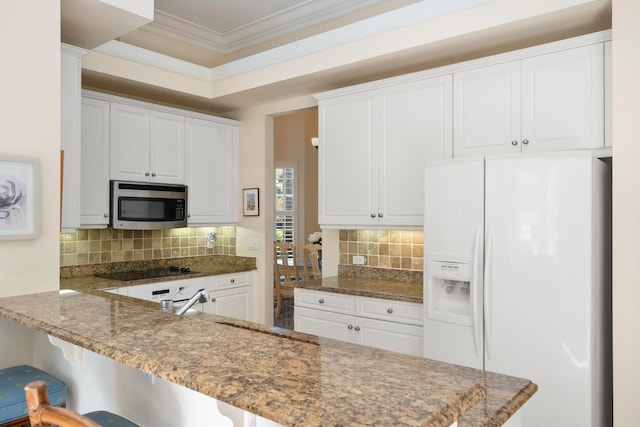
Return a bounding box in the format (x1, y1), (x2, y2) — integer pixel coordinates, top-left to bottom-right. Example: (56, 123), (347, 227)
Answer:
(387, 308), (393, 314)
(354, 326), (360, 331)
(347, 324), (353, 330)
(318, 298), (325, 304)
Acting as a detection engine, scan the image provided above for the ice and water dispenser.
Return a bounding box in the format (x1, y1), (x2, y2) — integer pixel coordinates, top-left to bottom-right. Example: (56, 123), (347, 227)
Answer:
(425, 258), (473, 325)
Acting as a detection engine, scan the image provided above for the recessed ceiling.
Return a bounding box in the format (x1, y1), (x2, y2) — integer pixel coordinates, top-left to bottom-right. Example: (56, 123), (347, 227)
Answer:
(72, 0), (612, 115)
(118, 0), (419, 67)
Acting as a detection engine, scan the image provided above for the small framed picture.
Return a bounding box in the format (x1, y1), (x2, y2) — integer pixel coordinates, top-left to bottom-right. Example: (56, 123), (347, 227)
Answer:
(243, 188), (259, 216)
(0, 156), (39, 240)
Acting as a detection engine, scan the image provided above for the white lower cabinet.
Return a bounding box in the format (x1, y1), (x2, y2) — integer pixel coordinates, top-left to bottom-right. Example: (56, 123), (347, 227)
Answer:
(203, 287), (253, 321)
(111, 272), (254, 321)
(202, 272), (254, 321)
(294, 289), (423, 357)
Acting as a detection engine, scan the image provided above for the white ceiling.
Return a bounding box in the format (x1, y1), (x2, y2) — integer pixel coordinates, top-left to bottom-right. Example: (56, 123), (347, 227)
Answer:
(117, 0), (418, 67)
(70, 0), (612, 114)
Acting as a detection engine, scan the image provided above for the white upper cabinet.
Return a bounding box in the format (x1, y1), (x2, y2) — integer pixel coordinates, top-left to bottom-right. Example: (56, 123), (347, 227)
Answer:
(378, 77), (452, 226)
(110, 103), (185, 184)
(60, 44), (87, 233)
(454, 43), (604, 157)
(80, 97), (110, 227)
(185, 117), (238, 225)
(318, 75), (452, 227)
(319, 91), (377, 227)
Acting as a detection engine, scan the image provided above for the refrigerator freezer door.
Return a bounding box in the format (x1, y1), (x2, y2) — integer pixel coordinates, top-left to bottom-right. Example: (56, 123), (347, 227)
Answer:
(424, 159), (484, 369)
(484, 155), (594, 426)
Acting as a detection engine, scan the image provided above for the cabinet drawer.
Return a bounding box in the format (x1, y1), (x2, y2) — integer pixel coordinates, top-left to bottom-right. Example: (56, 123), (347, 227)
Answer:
(206, 272), (250, 290)
(356, 296), (423, 326)
(295, 289), (355, 315)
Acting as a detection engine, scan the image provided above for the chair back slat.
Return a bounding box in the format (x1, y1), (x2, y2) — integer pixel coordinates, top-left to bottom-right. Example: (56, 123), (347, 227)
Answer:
(24, 381), (101, 427)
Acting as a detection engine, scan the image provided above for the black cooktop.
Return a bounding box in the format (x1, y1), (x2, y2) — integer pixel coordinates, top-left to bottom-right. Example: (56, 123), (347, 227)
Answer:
(96, 266), (196, 282)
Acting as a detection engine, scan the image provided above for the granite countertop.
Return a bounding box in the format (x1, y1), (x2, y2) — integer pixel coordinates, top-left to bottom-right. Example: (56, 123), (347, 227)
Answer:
(294, 275), (423, 303)
(0, 287), (536, 426)
(60, 255), (257, 292)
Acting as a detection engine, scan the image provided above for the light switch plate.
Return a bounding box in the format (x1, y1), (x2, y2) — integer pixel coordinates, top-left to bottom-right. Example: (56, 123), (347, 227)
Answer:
(248, 239), (259, 250)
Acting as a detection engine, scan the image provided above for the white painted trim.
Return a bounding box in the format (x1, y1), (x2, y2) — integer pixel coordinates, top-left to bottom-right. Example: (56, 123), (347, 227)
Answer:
(81, 89), (239, 125)
(145, 0), (392, 54)
(314, 29), (612, 100)
(61, 43), (88, 58)
(94, 40), (213, 81)
(91, 0), (493, 82)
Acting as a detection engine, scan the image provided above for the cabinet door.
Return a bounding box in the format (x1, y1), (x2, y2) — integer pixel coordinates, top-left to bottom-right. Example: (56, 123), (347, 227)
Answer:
(294, 307), (354, 342)
(149, 111), (184, 184)
(80, 97), (110, 227)
(378, 76), (452, 226)
(110, 103), (150, 181)
(185, 117), (238, 225)
(521, 43), (604, 152)
(319, 91), (378, 226)
(60, 46), (83, 233)
(453, 61), (522, 157)
(206, 287), (253, 321)
(354, 317), (423, 357)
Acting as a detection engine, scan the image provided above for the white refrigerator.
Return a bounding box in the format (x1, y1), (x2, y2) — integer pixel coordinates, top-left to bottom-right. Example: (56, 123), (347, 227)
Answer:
(423, 153), (611, 427)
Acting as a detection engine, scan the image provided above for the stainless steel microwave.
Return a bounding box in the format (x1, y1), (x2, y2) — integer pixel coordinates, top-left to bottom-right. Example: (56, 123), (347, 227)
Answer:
(110, 181), (188, 230)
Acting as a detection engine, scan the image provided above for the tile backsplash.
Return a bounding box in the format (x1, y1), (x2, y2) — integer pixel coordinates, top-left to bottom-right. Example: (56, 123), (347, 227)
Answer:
(339, 230), (424, 271)
(60, 227), (236, 267)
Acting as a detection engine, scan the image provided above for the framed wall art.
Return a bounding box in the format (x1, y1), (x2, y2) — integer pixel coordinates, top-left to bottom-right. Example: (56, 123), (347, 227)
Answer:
(0, 156), (39, 240)
(243, 188), (259, 216)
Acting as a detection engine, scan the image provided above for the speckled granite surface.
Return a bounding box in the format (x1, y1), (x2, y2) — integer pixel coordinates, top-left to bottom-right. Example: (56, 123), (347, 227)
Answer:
(0, 288), (536, 426)
(295, 275), (424, 303)
(59, 255), (256, 291)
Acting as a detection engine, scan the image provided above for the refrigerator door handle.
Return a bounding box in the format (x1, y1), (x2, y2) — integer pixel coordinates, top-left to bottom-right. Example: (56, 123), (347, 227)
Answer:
(484, 230), (493, 360)
(471, 228), (482, 358)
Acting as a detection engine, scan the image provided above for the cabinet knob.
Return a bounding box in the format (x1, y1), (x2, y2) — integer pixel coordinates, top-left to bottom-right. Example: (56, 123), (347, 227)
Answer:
(511, 140), (518, 146)
(347, 324), (353, 330)
(230, 279), (235, 284)
(370, 214), (376, 218)
(151, 172), (156, 177)
(103, 213), (109, 218)
(378, 213), (383, 218)
(145, 172), (150, 176)
(211, 298), (216, 302)
(522, 139), (530, 145)
(318, 298), (325, 304)
(187, 214), (191, 218)
(354, 326), (360, 331)
(387, 308), (393, 314)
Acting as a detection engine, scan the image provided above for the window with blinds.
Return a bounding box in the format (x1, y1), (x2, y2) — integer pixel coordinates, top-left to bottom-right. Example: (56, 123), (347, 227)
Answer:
(275, 164), (296, 244)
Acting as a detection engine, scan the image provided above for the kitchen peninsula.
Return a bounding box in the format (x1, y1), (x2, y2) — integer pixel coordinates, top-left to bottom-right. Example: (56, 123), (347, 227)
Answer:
(0, 286), (536, 426)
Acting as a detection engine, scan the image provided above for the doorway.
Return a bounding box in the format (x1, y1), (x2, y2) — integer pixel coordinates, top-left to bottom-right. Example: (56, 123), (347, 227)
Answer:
(272, 108), (319, 329)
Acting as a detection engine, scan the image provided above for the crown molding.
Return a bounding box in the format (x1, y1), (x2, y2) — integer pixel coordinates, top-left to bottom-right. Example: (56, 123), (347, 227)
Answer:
(140, 0), (394, 55)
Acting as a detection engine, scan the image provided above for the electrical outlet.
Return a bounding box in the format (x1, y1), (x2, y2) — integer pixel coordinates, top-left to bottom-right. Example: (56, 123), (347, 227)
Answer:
(352, 255), (366, 265)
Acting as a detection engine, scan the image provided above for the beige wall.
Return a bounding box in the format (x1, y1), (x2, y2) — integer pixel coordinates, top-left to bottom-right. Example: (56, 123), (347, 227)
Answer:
(229, 95), (317, 326)
(273, 109), (319, 249)
(0, 0), (60, 297)
(612, 0), (640, 425)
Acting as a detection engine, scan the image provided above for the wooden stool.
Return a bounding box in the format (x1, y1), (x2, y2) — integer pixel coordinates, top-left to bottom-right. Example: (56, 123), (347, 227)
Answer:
(0, 365), (66, 427)
(24, 381), (139, 427)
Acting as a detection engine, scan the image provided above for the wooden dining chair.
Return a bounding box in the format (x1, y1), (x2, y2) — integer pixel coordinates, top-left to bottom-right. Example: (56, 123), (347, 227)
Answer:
(24, 381), (138, 427)
(24, 381), (100, 427)
(273, 242), (300, 318)
(302, 243), (322, 281)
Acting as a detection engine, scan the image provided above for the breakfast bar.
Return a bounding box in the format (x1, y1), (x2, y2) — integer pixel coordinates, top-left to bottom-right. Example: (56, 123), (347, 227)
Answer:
(0, 287), (536, 426)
